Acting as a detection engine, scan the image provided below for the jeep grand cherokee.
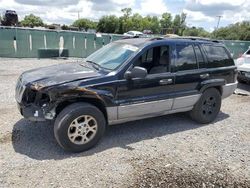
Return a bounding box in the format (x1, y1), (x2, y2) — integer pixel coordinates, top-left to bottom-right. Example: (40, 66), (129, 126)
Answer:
(15, 37), (238, 152)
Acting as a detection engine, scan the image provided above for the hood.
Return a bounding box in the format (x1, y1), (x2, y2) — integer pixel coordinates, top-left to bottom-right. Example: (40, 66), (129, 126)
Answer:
(20, 63), (103, 88)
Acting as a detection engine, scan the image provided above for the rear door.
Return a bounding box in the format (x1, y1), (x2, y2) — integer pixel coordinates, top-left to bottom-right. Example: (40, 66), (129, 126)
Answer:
(202, 44), (236, 84)
(171, 42), (206, 110)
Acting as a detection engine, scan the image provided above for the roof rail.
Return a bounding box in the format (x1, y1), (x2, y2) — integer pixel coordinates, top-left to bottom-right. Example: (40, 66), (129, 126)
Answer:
(176, 36), (220, 43)
(149, 37), (165, 41)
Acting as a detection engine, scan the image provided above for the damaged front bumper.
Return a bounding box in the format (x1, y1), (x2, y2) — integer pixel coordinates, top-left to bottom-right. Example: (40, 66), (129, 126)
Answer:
(16, 77), (57, 122)
(17, 102), (56, 122)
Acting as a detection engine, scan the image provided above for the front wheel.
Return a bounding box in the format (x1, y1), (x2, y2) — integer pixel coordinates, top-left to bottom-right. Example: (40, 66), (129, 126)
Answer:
(54, 103), (106, 152)
(190, 88), (221, 124)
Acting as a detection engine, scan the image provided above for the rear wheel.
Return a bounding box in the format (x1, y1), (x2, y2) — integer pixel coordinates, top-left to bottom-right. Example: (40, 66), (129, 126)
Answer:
(54, 103), (106, 152)
(190, 88), (221, 124)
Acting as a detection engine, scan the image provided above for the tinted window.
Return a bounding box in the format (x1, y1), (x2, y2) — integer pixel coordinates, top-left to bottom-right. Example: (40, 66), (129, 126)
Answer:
(141, 48), (153, 63)
(194, 45), (205, 68)
(203, 45), (232, 68)
(176, 44), (197, 71)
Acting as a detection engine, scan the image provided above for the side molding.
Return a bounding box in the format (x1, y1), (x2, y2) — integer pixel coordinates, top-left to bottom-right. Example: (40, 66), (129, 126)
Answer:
(172, 94), (201, 109)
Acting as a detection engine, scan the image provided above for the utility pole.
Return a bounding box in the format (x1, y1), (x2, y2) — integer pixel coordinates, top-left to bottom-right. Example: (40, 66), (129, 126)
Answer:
(78, 11), (80, 20)
(216, 15), (222, 30)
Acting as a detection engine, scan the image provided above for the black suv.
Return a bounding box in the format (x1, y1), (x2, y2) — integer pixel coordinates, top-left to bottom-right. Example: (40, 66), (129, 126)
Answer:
(15, 37), (237, 152)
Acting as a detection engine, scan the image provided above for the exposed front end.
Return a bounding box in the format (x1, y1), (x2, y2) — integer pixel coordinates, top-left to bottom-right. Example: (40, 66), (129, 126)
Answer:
(15, 77), (55, 122)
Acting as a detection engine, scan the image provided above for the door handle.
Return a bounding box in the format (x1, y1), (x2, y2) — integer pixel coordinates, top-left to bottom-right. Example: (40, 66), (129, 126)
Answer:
(200, 73), (209, 79)
(159, 79), (173, 85)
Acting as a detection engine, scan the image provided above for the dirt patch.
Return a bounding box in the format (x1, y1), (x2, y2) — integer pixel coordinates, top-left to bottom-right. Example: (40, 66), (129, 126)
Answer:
(0, 107), (15, 115)
(130, 157), (250, 188)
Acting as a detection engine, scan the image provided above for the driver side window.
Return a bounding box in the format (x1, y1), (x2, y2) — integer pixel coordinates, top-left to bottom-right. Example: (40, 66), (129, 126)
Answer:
(133, 45), (170, 74)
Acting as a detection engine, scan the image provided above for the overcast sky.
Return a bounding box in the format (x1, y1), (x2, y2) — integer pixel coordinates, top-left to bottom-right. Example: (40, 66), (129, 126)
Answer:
(0, 0), (249, 31)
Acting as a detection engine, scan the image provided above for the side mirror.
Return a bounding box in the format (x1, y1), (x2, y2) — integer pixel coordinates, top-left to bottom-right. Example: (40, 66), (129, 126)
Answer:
(124, 66), (147, 80)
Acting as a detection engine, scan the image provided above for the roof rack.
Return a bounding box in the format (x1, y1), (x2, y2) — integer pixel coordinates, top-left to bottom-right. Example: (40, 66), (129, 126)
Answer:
(175, 36), (220, 43)
(147, 36), (221, 43)
(149, 37), (165, 41)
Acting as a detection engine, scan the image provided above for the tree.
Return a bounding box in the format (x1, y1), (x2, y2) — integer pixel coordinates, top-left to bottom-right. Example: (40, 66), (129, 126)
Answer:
(21, 14), (44, 28)
(72, 18), (97, 31)
(121, 8), (132, 20)
(212, 21), (250, 41)
(130, 13), (143, 31)
(172, 12), (187, 35)
(183, 27), (210, 37)
(119, 8), (133, 33)
(160, 12), (172, 29)
(61, 24), (69, 30)
(97, 15), (120, 33)
(142, 16), (161, 34)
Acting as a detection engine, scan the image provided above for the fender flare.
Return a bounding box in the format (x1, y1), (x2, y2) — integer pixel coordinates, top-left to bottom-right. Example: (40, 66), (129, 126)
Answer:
(199, 79), (226, 94)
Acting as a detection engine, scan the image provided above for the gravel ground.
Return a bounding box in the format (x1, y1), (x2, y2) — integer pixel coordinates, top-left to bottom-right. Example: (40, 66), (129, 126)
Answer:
(0, 58), (249, 188)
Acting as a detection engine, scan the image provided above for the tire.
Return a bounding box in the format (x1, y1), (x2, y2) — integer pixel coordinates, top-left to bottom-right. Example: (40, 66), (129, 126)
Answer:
(54, 102), (106, 152)
(190, 88), (221, 124)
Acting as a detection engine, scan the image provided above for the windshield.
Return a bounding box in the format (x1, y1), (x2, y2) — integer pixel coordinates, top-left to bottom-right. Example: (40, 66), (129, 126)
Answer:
(85, 42), (138, 70)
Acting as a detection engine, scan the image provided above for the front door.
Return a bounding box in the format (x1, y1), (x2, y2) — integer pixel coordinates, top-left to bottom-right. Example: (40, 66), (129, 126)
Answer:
(116, 44), (176, 119)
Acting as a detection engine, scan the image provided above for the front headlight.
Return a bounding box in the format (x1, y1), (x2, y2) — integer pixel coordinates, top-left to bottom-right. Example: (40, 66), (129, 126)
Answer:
(15, 77), (26, 103)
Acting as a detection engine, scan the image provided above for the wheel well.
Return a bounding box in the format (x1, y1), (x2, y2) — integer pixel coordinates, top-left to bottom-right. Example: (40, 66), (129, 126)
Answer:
(214, 86), (222, 95)
(202, 85), (223, 95)
(55, 98), (108, 122)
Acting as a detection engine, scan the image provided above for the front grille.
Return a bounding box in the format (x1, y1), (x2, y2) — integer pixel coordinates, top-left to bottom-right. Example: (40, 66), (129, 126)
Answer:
(15, 78), (26, 103)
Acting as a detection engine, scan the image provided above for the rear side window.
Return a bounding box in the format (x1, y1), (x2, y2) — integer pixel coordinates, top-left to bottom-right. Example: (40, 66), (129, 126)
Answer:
(175, 44), (198, 71)
(203, 45), (232, 68)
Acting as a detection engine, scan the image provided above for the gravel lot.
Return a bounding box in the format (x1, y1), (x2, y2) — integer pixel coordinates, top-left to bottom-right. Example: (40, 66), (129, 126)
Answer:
(0, 58), (250, 188)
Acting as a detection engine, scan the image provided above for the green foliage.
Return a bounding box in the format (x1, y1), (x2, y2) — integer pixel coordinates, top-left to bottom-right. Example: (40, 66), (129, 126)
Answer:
(72, 18), (97, 31)
(69, 8), (250, 41)
(183, 27), (210, 37)
(119, 8), (133, 33)
(21, 14), (44, 28)
(97, 15), (120, 33)
(61, 24), (69, 30)
(144, 16), (161, 34)
(160, 13), (172, 29)
(71, 9), (188, 35)
(121, 8), (132, 19)
(172, 13), (187, 35)
(96, 9), (168, 34)
(212, 21), (250, 41)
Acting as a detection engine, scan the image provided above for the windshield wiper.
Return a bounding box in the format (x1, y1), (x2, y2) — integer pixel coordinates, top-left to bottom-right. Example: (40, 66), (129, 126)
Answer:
(85, 60), (112, 71)
(85, 60), (101, 70)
